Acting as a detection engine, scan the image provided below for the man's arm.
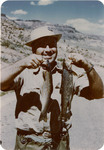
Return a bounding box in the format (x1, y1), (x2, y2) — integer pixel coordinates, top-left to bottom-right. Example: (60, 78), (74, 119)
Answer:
(68, 53), (104, 100)
(0, 54), (43, 91)
(80, 64), (104, 99)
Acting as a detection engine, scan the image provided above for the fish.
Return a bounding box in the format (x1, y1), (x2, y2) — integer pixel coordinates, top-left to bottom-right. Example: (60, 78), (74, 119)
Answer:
(61, 59), (74, 121)
(39, 60), (53, 122)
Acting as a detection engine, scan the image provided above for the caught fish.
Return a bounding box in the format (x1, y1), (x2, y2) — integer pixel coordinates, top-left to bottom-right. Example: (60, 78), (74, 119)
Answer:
(39, 60), (53, 122)
(61, 59), (74, 121)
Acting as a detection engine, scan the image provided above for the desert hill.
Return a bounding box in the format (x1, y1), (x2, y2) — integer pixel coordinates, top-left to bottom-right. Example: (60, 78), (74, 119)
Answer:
(1, 14), (104, 67)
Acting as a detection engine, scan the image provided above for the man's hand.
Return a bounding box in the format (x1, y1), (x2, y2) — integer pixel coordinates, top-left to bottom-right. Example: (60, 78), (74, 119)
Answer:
(68, 54), (104, 99)
(23, 54), (43, 69)
(68, 53), (91, 70)
(0, 54), (43, 91)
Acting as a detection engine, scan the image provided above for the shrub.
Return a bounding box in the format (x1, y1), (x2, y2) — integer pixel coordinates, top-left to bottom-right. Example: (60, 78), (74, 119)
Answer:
(9, 44), (16, 50)
(0, 91), (8, 96)
(57, 58), (63, 61)
(1, 40), (11, 47)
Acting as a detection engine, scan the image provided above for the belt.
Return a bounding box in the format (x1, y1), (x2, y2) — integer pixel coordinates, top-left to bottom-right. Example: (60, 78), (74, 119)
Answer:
(17, 128), (42, 136)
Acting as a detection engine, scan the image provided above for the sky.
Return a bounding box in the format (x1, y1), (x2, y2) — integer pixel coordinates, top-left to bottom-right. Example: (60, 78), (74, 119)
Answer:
(1, 0), (104, 36)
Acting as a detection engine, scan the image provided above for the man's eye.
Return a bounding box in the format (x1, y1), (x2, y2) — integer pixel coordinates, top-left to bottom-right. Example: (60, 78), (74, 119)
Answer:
(41, 51), (44, 55)
(51, 51), (54, 54)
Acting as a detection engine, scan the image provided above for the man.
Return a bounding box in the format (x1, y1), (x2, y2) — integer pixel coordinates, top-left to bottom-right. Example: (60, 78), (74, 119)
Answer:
(1, 26), (104, 150)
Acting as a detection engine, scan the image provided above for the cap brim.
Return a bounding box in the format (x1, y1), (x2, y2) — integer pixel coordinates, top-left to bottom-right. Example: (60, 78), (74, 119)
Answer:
(25, 34), (62, 47)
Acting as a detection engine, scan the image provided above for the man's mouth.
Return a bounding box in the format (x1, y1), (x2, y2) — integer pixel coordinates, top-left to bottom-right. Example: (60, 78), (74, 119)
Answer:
(43, 56), (52, 60)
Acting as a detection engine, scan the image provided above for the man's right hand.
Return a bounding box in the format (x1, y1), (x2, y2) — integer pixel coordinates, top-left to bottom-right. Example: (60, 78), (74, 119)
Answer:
(0, 54), (43, 91)
(23, 54), (43, 69)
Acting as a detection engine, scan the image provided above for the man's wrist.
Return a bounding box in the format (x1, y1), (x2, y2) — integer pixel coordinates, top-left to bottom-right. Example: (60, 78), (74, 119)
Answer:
(84, 63), (94, 73)
(16, 59), (27, 70)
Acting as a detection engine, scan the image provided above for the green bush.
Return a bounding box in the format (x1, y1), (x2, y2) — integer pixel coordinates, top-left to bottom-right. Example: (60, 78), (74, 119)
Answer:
(1, 40), (11, 47)
(0, 91), (8, 96)
(57, 58), (63, 61)
(9, 44), (16, 50)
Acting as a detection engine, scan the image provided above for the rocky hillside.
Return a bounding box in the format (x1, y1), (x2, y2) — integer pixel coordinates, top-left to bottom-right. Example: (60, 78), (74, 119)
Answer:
(15, 17), (104, 53)
(1, 14), (104, 68)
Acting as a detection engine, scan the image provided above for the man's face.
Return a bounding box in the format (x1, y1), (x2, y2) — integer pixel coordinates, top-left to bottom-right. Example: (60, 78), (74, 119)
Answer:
(32, 37), (57, 65)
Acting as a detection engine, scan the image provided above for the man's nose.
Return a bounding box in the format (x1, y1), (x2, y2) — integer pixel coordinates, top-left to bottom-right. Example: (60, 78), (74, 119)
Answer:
(45, 45), (50, 52)
(44, 45), (53, 56)
(45, 45), (53, 56)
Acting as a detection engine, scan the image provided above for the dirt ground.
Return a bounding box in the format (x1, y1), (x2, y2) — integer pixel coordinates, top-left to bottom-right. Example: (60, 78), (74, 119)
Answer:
(0, 92), (104, 150)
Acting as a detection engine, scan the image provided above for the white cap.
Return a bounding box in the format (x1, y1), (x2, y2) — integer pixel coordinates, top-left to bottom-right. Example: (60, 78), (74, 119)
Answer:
(25, 26), (62, 47)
